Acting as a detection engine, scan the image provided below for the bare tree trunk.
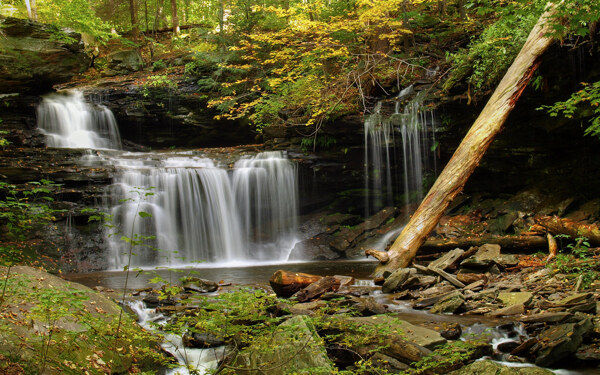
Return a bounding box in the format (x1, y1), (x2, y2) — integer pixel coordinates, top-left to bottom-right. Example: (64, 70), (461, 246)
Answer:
(129, 0), (140, 39)
(373, 3), (560, 277)
(30, 0), (37, 20)
(145, 0), (149, 32)
(170, 0), (180, 35)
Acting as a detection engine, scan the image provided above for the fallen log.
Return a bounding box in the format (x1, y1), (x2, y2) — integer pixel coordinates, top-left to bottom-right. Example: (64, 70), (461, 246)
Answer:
(546, 232), (558, 262)
(420, 235), (548, 251)
(269, 270), (323, 298)
(374, 3), (560, 277)
(535, 216), (600, 246)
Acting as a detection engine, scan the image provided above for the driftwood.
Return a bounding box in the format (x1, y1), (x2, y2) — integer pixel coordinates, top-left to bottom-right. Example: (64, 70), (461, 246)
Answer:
(420, 235), (548, 251)
(547, 232), (558, 262)
(535, 216), (600, 245)
(374, 3), (560, 277)
(365, 248), (389, 263)
(269, 270), (323, 298)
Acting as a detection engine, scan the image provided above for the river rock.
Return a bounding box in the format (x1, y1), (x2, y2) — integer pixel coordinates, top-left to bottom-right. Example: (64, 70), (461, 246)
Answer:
(382, 267), (415, 293)
(488, 303), (525, 317)
(0, 17), (89, 93)
(533, 318), (593, 367)
(448, 359), (553, 374)
(460, 243), (501, 269)
(430, 290), (465, 314)
(182, 277), (219, 293)
(233, 315), (333, 375)
(183, 332), (225, 348)
(428, 248), (465, 271)
(497, 292), (533, 307)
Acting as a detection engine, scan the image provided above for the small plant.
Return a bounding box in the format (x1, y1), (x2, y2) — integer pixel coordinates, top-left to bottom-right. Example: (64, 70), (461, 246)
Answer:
(152, 59), (167, 71)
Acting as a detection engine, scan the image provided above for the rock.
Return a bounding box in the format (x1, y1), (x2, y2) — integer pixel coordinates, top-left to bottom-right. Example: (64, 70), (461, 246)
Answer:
(448, 359), (553, 374)
(418, 284), (457, 299)
(488, 303), (525, 317)
(520, 312), (571, 324)
(576, 343), (600, 361)
(287, 235), (341, 261)
(497, 292), (533, 307)
(233, 316), (333, 375)
(0, 17), (89, 93)
(0, 266), (162, 373)
(293, 276), (340, 302)
(106, 49), (144, 74)
(347, 296), (388, 316)
(183, 332), (225, 348)
(430, 291), (465, 314)
(495, 254), (520, 268)
(428, 248), (465, 271)
(289, 300), (328, 315)
(382, 268), (414, 293)
(554, 292), (593, 306)
(345, 315), (447, 349)
(439, 322), (462, 340)
(457, 273), (488, 285)
(497, 341), (521, 353)
(182, 277), (219, 293)
(533, 318), (594, 367)
(370, 352), (410, 372)
(430, 267), (466, 288)
(460, 243), (501, 269)
(330, 207), (397, 251)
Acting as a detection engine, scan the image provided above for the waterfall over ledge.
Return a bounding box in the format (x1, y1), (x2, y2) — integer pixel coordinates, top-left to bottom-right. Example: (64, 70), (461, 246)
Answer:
(36, 91), (299, 269)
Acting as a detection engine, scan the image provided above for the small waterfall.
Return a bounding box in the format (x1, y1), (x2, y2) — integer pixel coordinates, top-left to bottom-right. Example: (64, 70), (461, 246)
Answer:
(364, 86), (437, 216)
(108, 151), (298, 269)
(37, 90), (122, 150)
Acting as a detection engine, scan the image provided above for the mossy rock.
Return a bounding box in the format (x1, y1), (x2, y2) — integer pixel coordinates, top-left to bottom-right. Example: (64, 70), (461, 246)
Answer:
(0, 266), (166, 374)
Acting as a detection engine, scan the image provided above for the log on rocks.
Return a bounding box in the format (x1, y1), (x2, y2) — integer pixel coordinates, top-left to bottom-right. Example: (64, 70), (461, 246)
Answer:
(535, 216), (600, 246)
(373, 3), (560, 277)
(269, 270), (323, 298)
(293, 276), (341, 302)
(420, 235), (548, 251)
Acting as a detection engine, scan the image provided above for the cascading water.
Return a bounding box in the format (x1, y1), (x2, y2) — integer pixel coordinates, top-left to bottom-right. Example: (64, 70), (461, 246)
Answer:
(107, 151), (299, 269)
(363, 86), (437, 216)
(36, 91), (299, 269)
(37, 90), (122, 150)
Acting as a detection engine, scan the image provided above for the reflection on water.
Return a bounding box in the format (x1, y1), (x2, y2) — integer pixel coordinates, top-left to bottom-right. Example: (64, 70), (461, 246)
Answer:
(64, 260), (379, 290)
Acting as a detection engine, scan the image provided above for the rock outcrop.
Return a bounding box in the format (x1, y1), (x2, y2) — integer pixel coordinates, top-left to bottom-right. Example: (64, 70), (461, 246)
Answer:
(0, 17), (89, 93)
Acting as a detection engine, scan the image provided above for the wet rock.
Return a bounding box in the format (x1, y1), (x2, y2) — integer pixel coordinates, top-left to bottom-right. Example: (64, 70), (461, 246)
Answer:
(142, 292), (176, 307)
(370, 352), (410, 372)
(576, 343), (600, 361)
(182, 277), (219, 293)
(497, 292), (533, 307)
(497, 341), (521, 353)
(330, 207), (397, 252)
(533, 318), (593, 367)
(448, 359), (553, 374)
(287, 235), (341, 261)
(293, 276), (340, 302)
(430, 290), (465, 314)
(439, 322), (462, 340)
(510, 338), (539, 357)
(382, 268), (415, 293)
(183, 332), (225, 348)
(347, 296), (388, 316)
(289, 300), (328, 315)
(233, 315), (333, 375)
(418, 284), (456, 299)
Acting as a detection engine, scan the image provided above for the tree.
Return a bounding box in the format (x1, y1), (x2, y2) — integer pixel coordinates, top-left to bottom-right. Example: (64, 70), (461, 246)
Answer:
(129, 0), (140, 38)
(372, 2), (562, 277)
(170, 0), (180, 34)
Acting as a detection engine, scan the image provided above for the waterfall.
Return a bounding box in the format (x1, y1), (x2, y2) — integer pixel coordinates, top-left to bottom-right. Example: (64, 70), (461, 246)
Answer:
(364, 86), (437, 216)
(37, 90), (122, 150)
(107, 151), (298, 269)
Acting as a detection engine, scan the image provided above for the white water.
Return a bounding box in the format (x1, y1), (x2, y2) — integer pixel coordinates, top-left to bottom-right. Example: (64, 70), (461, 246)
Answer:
(37, 91), (122, 150)
(129, 300), (227, 375)
(363, 86), (437, 216)
(37, 92), (300, 269)
(107, 151), (299, 269)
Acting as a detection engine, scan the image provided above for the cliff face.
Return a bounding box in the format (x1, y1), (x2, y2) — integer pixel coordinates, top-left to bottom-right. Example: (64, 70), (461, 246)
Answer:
(0, 17), (89, 94)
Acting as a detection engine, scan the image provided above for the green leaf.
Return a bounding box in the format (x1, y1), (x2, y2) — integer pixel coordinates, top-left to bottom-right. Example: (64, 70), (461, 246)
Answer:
(139, 211), (152, 218)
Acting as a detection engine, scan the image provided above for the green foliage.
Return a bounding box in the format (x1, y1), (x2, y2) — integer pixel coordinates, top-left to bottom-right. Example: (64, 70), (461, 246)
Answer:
(301, 135), (338, 152)
(548, 235), (599, 288)
(445, 1), (544, 94)
(141, 75), (178, 97)
(541, 81), (600, 138)
(405, 340), (483, 374)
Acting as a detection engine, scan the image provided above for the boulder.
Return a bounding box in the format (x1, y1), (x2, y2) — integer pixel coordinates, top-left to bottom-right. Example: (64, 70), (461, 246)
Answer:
(497, 292), (533, 307)
(106, 49), (144, 74)
(382, 268), (415, 293)
(448, 359), (553, 374)
(533, 318), (593, 367)
(460, 244), (501, 269)
(182, 277), (219, 293)
(430, 290), (465, 314)
(233, 315), (333, 375)
(0, 17), (89, 93)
